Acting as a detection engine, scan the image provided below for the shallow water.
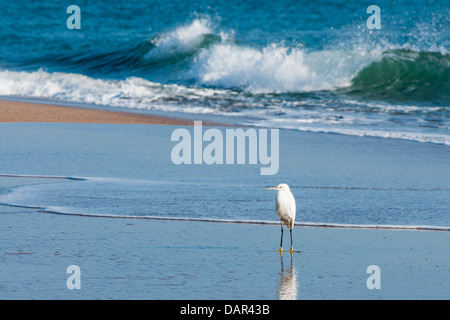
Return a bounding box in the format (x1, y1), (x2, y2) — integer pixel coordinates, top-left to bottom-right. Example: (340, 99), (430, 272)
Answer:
(1, 123), (449, 228)
(1, 205), (448, 300)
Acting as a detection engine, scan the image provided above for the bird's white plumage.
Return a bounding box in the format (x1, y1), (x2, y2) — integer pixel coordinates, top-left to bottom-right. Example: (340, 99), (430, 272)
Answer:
(265, 183), (297, 253)
(276, 184), (296, 229)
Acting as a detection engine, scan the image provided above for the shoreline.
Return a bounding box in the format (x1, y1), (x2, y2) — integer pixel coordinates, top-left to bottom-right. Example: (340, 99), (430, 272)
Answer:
(31, 210), (450, 232)
(1, 204), (448, 300)
(1, 143), (449, 233)
(1, 121), (449, 299)
(0, 99), (222, 126)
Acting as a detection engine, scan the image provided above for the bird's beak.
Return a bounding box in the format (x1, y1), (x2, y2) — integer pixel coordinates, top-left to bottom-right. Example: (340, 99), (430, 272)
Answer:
(265, 187), (277, 190)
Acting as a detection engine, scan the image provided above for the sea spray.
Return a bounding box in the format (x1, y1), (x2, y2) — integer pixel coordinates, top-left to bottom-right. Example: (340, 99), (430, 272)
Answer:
(0, 5), (448, 147)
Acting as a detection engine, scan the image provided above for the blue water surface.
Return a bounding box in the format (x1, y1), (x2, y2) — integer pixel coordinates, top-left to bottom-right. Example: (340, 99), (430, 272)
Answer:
(0, 0), (449, 145)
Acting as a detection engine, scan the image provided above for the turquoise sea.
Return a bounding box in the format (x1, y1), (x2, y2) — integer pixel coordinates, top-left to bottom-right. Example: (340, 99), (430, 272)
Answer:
(0, 0), (449, 144)
(0, 2), (449, 300)
(0, 1), (449, 228)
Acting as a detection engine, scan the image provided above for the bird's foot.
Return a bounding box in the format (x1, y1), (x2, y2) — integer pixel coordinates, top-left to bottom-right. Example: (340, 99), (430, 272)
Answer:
(276, 247), (283, 253)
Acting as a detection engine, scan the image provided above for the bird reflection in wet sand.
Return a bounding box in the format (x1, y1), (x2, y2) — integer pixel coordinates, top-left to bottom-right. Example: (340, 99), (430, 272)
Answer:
(278, 253), (299, 300)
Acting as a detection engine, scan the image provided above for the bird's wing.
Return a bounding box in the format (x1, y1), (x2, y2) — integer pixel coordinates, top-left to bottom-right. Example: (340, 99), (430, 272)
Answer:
(276, 192), (296, 228)
(287, 193), (296, 229)
(290, 196), (296, 216)
(289, 193), (296, 216)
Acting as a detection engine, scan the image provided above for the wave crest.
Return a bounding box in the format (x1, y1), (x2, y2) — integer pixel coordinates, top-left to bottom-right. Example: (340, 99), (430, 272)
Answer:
(347, 50), (450, 103)
(149, 18), (214, 58)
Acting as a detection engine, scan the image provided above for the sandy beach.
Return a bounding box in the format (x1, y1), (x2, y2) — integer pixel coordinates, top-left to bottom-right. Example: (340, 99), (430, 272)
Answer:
(0, 99), (448, 300)
(0, 100), (207, 126)
(1, 200), (448, 300)
(1, 0), (449, 303)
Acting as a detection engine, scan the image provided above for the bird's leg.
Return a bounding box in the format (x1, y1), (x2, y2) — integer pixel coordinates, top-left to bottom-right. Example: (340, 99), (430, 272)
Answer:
(277, 222), (283, 253)
(289, 228), (294, 253)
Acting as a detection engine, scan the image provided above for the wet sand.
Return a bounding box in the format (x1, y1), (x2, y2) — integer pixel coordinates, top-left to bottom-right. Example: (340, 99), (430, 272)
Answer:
(0, 199), (448, 300)
(0, 100), (448, 300)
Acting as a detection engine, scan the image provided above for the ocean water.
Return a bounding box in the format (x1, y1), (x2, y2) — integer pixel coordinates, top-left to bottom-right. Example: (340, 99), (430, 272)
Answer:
(0, 0), (449, 144)
(0, 124), (449, 228)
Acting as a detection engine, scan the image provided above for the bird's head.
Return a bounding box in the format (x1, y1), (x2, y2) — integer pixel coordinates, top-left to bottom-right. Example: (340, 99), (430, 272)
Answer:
(265, 183), (290, 191)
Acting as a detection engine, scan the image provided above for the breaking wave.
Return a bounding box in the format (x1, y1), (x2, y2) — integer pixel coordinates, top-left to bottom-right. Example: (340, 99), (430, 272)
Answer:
(0, 18), (449, 146)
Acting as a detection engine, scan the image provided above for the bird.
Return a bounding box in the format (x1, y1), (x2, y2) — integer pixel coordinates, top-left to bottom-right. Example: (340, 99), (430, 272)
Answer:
(265, 183), (296, 253)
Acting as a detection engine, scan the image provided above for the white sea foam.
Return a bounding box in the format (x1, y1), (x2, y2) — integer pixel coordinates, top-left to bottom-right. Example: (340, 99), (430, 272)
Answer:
(0, 69), (225, 112)
(148, 18), (214, 58)
(254, 119), (450, 146)
(143, 17), (384, 93)
(0, 68), (449, 146)
(0, 18), (448, 148)
(191, 44), (380, 92)
(193, 44), (315, 92)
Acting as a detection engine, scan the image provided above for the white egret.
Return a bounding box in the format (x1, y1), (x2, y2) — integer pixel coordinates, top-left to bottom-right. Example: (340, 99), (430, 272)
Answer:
(265, 183), (296, 253)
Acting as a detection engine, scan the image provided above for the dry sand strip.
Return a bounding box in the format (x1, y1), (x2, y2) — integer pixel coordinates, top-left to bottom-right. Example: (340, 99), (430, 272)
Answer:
(0, 100), (220, 126)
